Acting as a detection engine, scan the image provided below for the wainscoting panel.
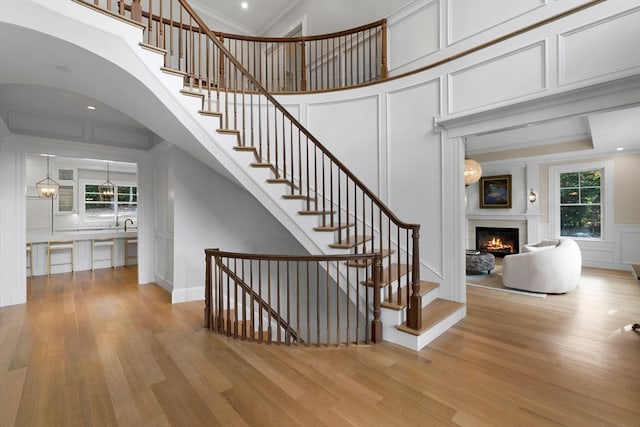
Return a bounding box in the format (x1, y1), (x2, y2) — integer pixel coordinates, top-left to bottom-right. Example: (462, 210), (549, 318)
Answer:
(447, 0), (543, 45)
(387, 0), (440, 74)
(559, 6), (640, 86)
(619, 227), (640, 265)
(307, 95), (380, 194)
(387, 78), (444, 277)
(448, 41), (547, 114)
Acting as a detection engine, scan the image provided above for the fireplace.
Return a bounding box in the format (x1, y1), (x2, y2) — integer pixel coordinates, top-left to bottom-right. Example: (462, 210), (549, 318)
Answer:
(476, 227), (519, 257)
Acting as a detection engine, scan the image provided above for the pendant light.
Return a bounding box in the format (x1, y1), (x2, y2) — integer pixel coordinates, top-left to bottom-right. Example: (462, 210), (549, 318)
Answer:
(463, 138), (482, 186)
(36, 156), (59, 199)
(99, 162), (115, 200)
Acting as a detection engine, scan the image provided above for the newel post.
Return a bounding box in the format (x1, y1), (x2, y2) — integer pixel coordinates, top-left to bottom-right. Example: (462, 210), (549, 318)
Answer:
(131, 0), (142, 22)
(407, 226), (422, 330)
(371, 255), (383, 343)
(204, 249), (212, 328)
(380, 20), (388, 79)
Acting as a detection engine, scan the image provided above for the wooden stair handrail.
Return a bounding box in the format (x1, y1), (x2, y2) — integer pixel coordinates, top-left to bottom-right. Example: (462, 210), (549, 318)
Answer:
(205, 248), (383, 345)
(214, 254), (300, 343)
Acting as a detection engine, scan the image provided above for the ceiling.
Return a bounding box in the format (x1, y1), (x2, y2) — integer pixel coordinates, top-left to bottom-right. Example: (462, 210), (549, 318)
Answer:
(466, 104), (640, 162)
(191, 0), (302, 35)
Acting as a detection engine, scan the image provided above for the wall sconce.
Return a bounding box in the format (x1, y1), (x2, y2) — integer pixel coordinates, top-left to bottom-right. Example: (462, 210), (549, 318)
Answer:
(528, 188), (537, 203)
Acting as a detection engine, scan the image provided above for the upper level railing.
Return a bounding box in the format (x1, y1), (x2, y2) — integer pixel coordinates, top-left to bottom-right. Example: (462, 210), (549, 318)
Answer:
(111, 1), (386, 93)
(215, 21), (387, 93)
(205, 249), (383, 345)
(79, 0), (423, 330)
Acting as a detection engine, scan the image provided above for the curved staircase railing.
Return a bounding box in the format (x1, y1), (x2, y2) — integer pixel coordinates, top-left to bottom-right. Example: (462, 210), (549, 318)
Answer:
(113, 1), (387, 93)
(78, 0), (423, 331)
(205, 249), (383, 345)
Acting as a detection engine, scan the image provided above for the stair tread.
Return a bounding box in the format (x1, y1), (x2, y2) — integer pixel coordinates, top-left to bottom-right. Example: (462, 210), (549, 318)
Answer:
(381, 280), (439, 310)
(233, 146), (256, 152)
(361, 263), (408, 286)
(160, 66), (187, 77)
(139, 42), (166, 55)
(346, 249), (394, 267)
(283, 194), (312, 200)
(251, 162), (273, 168)
(329, 235), (372, 249)
(298, 210), (335, 216)
(632, 264), (640, 281)
(395, 299), (465, 336)
(180, 89), (204, 98)
(314, 223), (352, 232)
(198, 110), (222, 117)
(218, 128), (241, 134)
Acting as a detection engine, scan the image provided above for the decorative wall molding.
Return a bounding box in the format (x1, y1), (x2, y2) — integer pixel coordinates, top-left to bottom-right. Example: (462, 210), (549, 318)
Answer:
(559, 6), (640, 87)
(448, 40), (547, 114)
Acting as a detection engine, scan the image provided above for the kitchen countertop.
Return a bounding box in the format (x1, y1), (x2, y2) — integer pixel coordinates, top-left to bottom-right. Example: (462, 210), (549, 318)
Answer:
(28, 229), (137, 243)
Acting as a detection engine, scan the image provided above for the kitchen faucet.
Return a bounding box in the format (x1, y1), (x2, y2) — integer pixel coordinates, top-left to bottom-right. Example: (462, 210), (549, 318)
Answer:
(124, 218), (134, 232)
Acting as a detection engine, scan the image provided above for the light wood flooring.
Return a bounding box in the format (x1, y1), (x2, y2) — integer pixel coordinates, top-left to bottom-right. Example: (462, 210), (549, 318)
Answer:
(1, 266), (638, 426)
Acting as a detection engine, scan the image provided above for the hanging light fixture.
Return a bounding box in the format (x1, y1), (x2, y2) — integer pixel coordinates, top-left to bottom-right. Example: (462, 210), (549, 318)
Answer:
(99, 162), (115, 200)
(528, 188), (538, 203)
(463, 138), (482, 186)
(36, 156), (59, 199)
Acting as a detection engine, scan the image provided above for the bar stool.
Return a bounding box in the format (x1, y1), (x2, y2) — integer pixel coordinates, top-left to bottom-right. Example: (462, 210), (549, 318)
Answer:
(26, 242), (33, 278)
(92, 238), (115, 270)
(48, 240), (74, 276)
(125, 237), (138, 266)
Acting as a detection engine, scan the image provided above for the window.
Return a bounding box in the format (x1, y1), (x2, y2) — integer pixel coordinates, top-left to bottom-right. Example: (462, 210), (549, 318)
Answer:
(83, 182), (137, 223)
(560, 170), (601, 238)
(549, 161), (612, 240)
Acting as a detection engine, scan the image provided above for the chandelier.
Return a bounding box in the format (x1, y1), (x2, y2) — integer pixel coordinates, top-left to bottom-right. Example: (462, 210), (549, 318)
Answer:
(36, 156), (59, 199)
(99, 163), (115, 199)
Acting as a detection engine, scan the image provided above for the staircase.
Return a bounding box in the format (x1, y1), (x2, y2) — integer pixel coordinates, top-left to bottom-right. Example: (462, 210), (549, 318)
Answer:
(74, 0), (465, 350)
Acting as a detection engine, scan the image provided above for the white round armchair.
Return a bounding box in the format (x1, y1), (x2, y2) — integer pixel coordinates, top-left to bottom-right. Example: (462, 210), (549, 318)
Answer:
(502, 239), (582, 294)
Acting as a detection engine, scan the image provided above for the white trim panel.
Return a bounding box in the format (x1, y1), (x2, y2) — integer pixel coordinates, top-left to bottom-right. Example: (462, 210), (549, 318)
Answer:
(448, 41), (547, 114)
(559, 6), (640, 86)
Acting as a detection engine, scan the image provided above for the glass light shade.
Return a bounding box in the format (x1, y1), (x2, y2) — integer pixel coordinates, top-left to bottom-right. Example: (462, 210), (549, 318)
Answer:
(464, 158), (482, 186)
(528, 189), (537, 203)
(36, 176), (59, 199)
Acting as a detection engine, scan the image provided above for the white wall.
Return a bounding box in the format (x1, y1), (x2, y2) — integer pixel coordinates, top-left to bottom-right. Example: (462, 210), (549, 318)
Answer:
(165, 145), (308, 303)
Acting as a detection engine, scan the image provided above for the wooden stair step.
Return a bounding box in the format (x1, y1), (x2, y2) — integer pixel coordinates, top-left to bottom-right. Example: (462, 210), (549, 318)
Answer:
(361, 263), (408, 287)
(395, 298), (465, 336)
(346, 249), (394, 267)
(160, 66), (187, 77)
(199, 110), (223, 118)
(632, 264), (640, 282)
(139, 42), (166, 55)
(381, 280), (439, 310)
(251, 162), (273, 168)
(298, 210), (335, 216)
(233, 146), (256, 152)
(329, 235), (372, 249)
(313, 223), (352, 232)
(283, 194), (312, 201)
(180, 89), (204, 98)
(218, 128), (241, 135)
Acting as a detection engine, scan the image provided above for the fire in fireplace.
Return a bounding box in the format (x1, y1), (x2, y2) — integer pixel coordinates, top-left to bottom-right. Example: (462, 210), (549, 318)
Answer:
(476, 227), (519, 257)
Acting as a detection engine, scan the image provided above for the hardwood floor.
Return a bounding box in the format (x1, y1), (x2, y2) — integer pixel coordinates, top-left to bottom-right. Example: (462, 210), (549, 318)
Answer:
(1, 266), (638, 426)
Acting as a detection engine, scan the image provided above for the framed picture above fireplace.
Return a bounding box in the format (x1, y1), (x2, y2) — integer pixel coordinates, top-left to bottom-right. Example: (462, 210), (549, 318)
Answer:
(479, 174), (512, 209)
